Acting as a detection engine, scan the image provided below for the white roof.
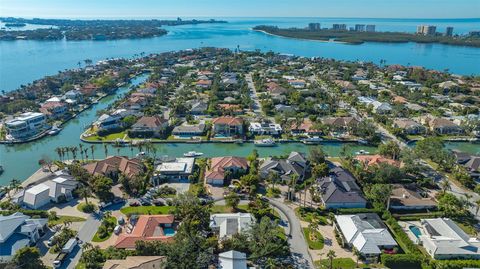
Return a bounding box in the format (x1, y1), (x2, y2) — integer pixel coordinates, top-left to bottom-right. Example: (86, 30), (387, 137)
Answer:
(210, 213), (255, 238)
(420, 218), (480, 256)
(0, 212), (29, 243)
(335, 214), (397, 255)
(25, 183), (50, 195)
(158, 162), (187, 172)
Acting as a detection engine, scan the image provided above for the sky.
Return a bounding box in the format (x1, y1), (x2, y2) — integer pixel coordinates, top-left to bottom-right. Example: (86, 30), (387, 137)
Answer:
(0, 0), (479, 19)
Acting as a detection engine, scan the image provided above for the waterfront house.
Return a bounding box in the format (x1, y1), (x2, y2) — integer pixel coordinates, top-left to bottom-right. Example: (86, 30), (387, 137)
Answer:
(5, 112), (48, 141)
(80, 83), (99, 96)
(218, 250), (247, 269)
(464, 156), (480, 179)
(84, 156), (144, 179)
(39, 101), (68, 119)
(114, 215), (175, 249)
(209, 213), (255, 239)
(172, 123), (206, 138)
(418, 218), (480, 259)
(355, 154), (401, 168)
(22, 175), (78, 209)
(0, 212), (48, 262)
(317, 167), (366, 209)
(153, 157), (195, 184)
(63, 90), (84, 103)
(103, 256), (167, 269)
(211, 117), (244, 138)
(389, 184), (436, 210)
(323, 117), (359, 134)
(129, 116), (168, 138)
(290, 118), (322, 136)
(259, 152), (309, 182)
(205, 157), (248, 186)
(428, 118), (464, 135)
(95, 113), (124, 131)
(334, 214), (397, 262)
(392, 119), (426, 135)
(248, 122), (282, 135)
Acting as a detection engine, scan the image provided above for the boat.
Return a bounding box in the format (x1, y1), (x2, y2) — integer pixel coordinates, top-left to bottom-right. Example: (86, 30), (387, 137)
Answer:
(183, 151), (204, 157)
(0, 165), (3, 175)
(136, 152), (146, 157)
(302, 136), (323, 145)
(358, 139), (368, 145)
(48, 126), (62, 136)
(355, 150), (370, 155)
(254, 138), (276, 147)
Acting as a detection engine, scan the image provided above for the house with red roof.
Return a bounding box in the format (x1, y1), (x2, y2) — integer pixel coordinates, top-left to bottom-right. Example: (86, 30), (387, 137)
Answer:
(211, 117), (244, 138)
(79, 83), (99, 97)
(205, 157), (249, 186)
(39, 101), (68, 119)
(83, 156), (144, 179)
(114, 215), (175, 249)
(354, 154), (401, 168)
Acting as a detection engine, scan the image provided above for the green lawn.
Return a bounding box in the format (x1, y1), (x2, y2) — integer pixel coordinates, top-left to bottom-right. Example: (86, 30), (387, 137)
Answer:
(211, 204), (249, 213)
(303, 228), (324, 250)
(92, 216), (117, 242)
(83, 131), (127, 142)
(315, 258), (362, 269)
(120, 206), (173, 215)
(48, 215), (86, 226)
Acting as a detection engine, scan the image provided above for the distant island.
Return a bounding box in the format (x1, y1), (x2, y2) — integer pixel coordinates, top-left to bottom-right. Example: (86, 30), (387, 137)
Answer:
(0, 17), (227, 41)
(253, 25), (480, 48)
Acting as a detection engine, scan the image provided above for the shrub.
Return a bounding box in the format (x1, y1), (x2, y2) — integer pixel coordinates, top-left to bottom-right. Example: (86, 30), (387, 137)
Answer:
(381, 254), (422, 269)
(430, 260), (480, 269)
(385, 217), (421, 255)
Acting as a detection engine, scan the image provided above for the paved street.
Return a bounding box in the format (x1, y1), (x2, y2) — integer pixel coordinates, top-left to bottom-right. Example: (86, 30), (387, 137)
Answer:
(268, 198), (314, 269)
(245, 73), (263, 115)
(62, 213), (102, 269)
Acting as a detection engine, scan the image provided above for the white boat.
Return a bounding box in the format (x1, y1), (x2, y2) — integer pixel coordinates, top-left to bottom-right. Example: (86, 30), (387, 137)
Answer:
(302, 136), (323, 144)
(254, 138), (276, 147)
(183, 151), (204, 157)
(358, 139), (368, 145)
(136, 152), (146, 157)
(355, 150), (370, 155)
(48, 126), (62, 136)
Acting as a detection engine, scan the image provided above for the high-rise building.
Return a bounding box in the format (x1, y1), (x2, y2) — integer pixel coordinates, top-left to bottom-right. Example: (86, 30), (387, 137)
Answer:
(416, 25), (437, 35)
(445, 26), (454, 37)
(355, 24), (365, 32)
(469, 31), (480, 37)
(308, 23), (321, 31)
(332, 24), (347, 31)
(366, 25), (376, 32)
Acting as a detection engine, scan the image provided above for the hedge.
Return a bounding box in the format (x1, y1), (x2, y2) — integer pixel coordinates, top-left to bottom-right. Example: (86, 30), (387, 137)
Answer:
(386, 217), (422, 255)
(381, 254), (422, 269)
(430, 260), (480, 269)
(0, 209), (49, 218)
(335, 207), (382, 215)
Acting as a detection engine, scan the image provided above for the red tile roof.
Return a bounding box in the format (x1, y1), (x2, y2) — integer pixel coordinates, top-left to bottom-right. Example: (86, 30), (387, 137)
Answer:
(133, 116), (167, 128)
(212, 117), (243, 126)
(205, 156), (248, 180)
(83, 156), (143, 178)
(355, 154), (401, 168)
(114, 215), (175, 249)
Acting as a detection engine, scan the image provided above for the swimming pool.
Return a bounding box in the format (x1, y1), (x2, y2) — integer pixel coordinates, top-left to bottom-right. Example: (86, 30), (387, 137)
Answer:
(409, 225), (422, 238)
(164, 227), (176, 236)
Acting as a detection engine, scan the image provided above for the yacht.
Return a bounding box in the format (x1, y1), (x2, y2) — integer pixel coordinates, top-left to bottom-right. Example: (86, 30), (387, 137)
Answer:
(302, 136), (323, 145)
(254, 138), (276, 147)
(183, 151), (204, 157)
(355, 149), (370, 155)
(48, 126), (62, 136)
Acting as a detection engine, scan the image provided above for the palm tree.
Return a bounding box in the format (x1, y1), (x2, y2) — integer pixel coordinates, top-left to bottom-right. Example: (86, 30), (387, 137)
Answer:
(475, 200), (480, 216)
(78, 184), (91, 205)
(353, 247), (361, 267)
(55, 147), (63, 161)
(90, 145), (95, 160)
(440, 180), (451, 194)
(264, 258), (278, 269)
(103, 144), (108, 158)
(327, 250), (336, 269)
(82, 242), (93, 251)
(79, 143), (84, 161)
(9, 179), (22, 194)
(63, 219), (72, 228)
(288, 174), (299, 201)
(72, 146), (78, 160)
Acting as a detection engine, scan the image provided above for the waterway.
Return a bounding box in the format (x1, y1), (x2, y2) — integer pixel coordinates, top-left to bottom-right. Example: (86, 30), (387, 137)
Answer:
(1, 17), (480, 185)
(1, 18), (480, 92)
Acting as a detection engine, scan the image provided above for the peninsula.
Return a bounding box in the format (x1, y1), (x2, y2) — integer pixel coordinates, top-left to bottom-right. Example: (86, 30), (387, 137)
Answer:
(0, 17), (227, 41)
(253, 25), (480, 48)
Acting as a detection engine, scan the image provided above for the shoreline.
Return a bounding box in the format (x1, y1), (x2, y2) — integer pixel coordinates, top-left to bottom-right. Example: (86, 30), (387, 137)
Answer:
(253, 29), (350, 44)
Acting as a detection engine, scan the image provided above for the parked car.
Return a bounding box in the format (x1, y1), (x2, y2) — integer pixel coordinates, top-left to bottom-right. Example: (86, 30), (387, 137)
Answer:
(152, 199), (164, 206)
(129, 201), (140, 207)
(114, 225), (122, 235)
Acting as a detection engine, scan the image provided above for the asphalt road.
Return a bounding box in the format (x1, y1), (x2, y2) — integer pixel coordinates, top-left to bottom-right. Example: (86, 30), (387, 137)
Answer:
(245, 73), (263, 115)
(62, 213), (102, 269)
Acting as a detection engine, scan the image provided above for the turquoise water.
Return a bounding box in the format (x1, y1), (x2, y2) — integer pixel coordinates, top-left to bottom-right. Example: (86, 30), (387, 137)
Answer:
(1, 17), (480, 92)
(409, 225), (422, 238)
(163, 227), (176, 236)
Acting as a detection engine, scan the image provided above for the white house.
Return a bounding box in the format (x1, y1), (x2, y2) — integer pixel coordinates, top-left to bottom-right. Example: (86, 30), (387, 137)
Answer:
(22, 176), (78, 209)
(334, 214), (397, 261)
(5, 112), (47, 140)
(0, 212), (48, 262)
(218, 250), (247, 269)
(248, 122), (282, 135)
(210, 213), (255, 239)
(153, 158), (195, 184)
(418, 218), (480, 260)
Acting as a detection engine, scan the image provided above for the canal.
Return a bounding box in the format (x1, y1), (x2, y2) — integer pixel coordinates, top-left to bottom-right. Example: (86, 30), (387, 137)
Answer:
(1, 74), (479, 186)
